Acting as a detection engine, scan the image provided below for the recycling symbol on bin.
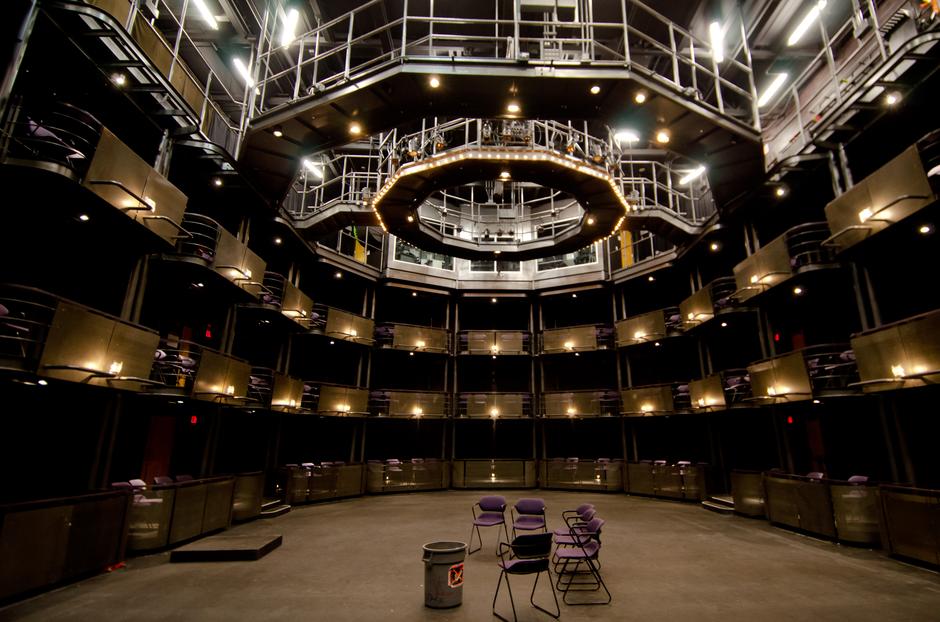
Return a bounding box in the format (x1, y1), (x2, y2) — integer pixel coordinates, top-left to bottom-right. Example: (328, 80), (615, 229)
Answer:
(447, 563), (464, 588)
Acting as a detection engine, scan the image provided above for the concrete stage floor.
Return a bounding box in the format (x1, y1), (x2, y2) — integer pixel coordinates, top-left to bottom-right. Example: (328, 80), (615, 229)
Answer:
(2, 490), (939, 621)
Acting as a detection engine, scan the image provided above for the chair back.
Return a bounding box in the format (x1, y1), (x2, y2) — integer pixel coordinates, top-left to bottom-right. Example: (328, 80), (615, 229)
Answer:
(515, 498), (545, 515)
(580, 508), (597, 521)
(479, 495), (507, 512)
(510, 532), (553, 559)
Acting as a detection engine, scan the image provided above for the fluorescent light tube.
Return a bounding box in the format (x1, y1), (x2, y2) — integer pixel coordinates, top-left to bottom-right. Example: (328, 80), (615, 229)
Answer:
(788, 1), (827, 46)
(192, 0), (218, 30)
(233, 58), (254, 87)
(758, 73), (789, 108)
(280, 8), (299, 47)
(709, 21), (724, 63)
(679, 165), (706, 185)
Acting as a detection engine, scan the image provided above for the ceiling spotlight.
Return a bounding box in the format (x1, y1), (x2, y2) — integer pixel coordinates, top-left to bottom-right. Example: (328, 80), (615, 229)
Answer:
(273, 237), (282, 245)
(775, 186), (787, 197)
(412, 291), (418, 297)
(506, 102), (521, 114)
(330, 340), (335, 345)
(429, 76), (440, 88)
(499, 170), (511, 179)
(648, 276), (655, 282)
(614, 129), (640, 144)
(194, 282), (204, 288)
(589, 85), (601, 95)
(78, 214), (90, 222)
(720, 322), (728, 327)
(212, 177), (223, 187)
(812, 399), (821, 404)
(272, 126), (284, 138)
(406, 215), (414, 222)
(793, 286), (804, 295)
(654, 342), (661, 347)
(349, 122), (362, 135)
(655, 130), (670, 144)
(709, 242), (720, 252)
(491, 297), (497, 303)
(111, 73), (126, 86)
(334, 271), (342, 279)
(885, 91), (901, 106)
(634, 91), (647, 104)
(572, 293), (578, 299)
(37, 379), (48, 386)
(494, 250), (501, 255)
(918, 224), (933, 235)
(586, 216), (595, 225)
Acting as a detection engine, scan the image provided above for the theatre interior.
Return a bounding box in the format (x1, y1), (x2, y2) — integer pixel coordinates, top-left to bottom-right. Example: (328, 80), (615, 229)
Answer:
(1, 0), (940, 619)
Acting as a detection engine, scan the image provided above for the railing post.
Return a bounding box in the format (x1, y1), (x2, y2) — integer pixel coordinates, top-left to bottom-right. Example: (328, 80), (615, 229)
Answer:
(344, 13), (355, 80)
(818, 19), (842, 105)
(865, 0), (888, 61)
(738, 8), (760, 131)
(790, 84), (807, 151)
(668, 23), (680, 87)
(621, 0), (631, 66)
(401, 0), (409, 58)
(292, 35), (305, 101)
(167, 0), (190, 84)
(313, 30), (321, 87)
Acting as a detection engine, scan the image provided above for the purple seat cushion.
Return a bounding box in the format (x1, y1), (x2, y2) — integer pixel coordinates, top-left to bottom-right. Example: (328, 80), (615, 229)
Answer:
(474, 512), (506, 527)
(479, 495), (506, 512)
(847, 475), (868, 483)
(514, 516), (545, 530)
(500, 558), (549, 574)
(555, 540), (600, 559)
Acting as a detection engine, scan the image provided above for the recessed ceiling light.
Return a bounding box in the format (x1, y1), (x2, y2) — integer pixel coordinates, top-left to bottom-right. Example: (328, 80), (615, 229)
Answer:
(918, 224), (933, 235)
(37, 379), (48, 386)
(572, 293), (578, 298)
(494, 250), (501, 255)
(885, 91), (900, 106)
(812, 399), (821, 404)
(429, 76), (440, 88)
(491, 297), (497, 303)
(648, 276), (655, 282)
(78, 214), (90, 222)
(349, 123), (362, 135)
(499, 170), (511, 179)
(775, 186), (787, 197)
(634, 91), (647, 104)
(213, 177), (223, 187)
(272, 126), (283, 137)
(412, 291), (418, 297)
(273, 237), (282, 245)
(586, 216), (595, 225)
(111, 73), (126, 86)
(589, 85), (601, 95)
(655, 130), (670, 144)
(709, 242), (720, 251)
(506, 102), (520, 114)
(407, 215), (414, 222)
(720, 322), (728, 327)
(793, 286), (804, 295)
(654, 342), (661, 347)
(334, 271), (343, 279)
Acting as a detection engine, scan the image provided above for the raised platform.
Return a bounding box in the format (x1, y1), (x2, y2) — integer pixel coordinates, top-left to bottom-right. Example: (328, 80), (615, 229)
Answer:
(169, 534), (283, 563)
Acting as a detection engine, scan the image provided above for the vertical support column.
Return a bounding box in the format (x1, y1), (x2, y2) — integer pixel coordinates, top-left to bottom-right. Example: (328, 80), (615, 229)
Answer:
(0, 0), (39, 120)
(167, 0), (190, 84)
(620, 0), (631, 65)
(738, 7), (760, 131)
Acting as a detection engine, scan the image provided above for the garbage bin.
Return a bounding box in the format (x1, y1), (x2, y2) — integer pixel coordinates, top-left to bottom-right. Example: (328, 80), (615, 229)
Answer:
(422, 541), (467, 608)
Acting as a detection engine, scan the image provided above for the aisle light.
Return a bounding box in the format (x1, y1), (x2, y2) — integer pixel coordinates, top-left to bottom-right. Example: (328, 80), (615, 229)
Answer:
(679, 165), (706, 185)
(279, 8), (300, 47)
(758, 73), (788, 108)
(233, 58), (254, 87)
(193, 0), (219, 30)
(709, 21), (724, 63)
(788, 1), (827, 47)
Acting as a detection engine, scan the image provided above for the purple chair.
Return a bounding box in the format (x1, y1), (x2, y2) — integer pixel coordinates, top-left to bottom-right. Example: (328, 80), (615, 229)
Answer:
(153, 476), (173, 485)
(554, 517), (605, 556)
(561, 503), (594, 523)
(492, 532), (560, 622)
(553, 522), (610, 605)
(554, 508), (596, 538)
(847, 475), (869, 483)
(512, 498), (547, 538)
(806, 471), (825, 480)
(469, 495), (510, 555)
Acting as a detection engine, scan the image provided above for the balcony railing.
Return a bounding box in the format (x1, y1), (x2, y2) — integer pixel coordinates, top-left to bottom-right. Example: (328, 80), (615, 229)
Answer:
(540, 324), (614, 354)
(457, 393), (533, 419)
(689, 368), (752, 411)
(370, 390), (450, 418)
(541, 458), (623, 492)
(175, 214), (266, 297)
(679, 277), (737, 329)
(747, 344), (858, 403)
(850, 308), (940, 392)
(260, 272), (315, 328)
(615, 306), (682, 347)
(541, 390), (619, 418)
(451, 460), (537, 489)
(620, 382), (691, 415)
(457, 330), (531, 355)
(311, 305), (375, 345)
(308, 383), (370, 415)
(366, 459), (448, 493)
(374, 322), (450, 353)
(149, 338), (250, 405)
(823, 131), (940, 253)
(247, 367), (304, 412)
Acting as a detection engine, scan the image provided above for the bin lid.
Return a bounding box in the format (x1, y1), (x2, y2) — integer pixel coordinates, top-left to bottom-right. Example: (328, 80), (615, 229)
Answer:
(422, 541), (467, 554)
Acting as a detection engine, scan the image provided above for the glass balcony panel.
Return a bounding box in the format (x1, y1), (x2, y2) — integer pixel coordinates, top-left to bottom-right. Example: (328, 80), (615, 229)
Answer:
(318, 385), (369, 414)
(388, 324), (449, 353)
(615, 309), (672, 346)
(271, 374), (304, 411)
(731, 470), (765, 517)
(852, 309), (940, 391)
(747, 352), (813, 403)
(679, 286), (714, 328)
(689, 374), (726, 410)
(543, 459), (623, 491)
(280, 281), (314, 327)
(192, 349), (250, 405)
(460, 393), (530, 418)
(621, 384), (675, 415)
(542, 390), (614, 417)
(733, 236), (791, 303)
(323, 308), (375, 344)
(542, 325), (598, 353)
(879, 486), (940, 566)
(38, 301), (159, 386)
(453, 460), (537, 488)
(213, 229), (267, 296)
(376, 390), (449, 417)
(83, 128), (150, 211)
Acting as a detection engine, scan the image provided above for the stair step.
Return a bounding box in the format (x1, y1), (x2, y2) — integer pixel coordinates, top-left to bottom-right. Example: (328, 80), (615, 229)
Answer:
(701, 500), (734, 515)
(261, 498), (284, 511)
(260, 504), (291, 519)
(708, 494), (734, 508)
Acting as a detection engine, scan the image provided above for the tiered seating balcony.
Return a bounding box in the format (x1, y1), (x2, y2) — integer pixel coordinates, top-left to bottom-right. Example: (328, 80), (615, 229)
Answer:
(679, 277), (737, 329)
(747, 344), (859, 403)
(457, 330), (531, 355)
(451, 460), (537, 489)
(149, 338), (250, 405)
(620, 382), (691, 415)
(541, 458), (623, 492)
(247, 367), (304, 412)
(689, 369), (752, 410)
(366, 459), (449, 493)
(850, 309), (940, 392)
(457, 393), (533, 418)
(541, 390), (619, 418)
(615, 307), (683, 347)
(175, 213), (266, 298)
(375, 322), (450, 353)
(306, 383), (369, 415)
(259, 272), (315, 329)
(310, 305), (374, 345)
(540, 324), (614, 354)
(370, 390), (450, 418)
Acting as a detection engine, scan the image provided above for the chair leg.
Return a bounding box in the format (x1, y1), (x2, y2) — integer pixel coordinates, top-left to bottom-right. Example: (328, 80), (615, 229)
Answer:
(492, 570), (518, 622)
(558, 556), (611, 606)
(498, 522), (510, 555)
(530, 570), (561, 619)
(468, 524), (482, 555)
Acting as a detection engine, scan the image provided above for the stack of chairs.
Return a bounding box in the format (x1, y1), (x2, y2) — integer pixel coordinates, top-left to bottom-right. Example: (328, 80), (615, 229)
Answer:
(551, 502), (611, 605)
